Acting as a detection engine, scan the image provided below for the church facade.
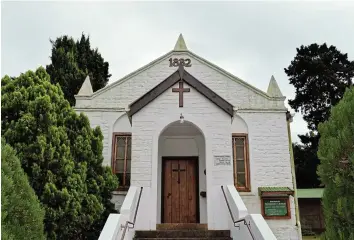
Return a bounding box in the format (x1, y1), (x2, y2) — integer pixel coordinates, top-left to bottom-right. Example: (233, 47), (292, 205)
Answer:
(75, 35), (301, 240)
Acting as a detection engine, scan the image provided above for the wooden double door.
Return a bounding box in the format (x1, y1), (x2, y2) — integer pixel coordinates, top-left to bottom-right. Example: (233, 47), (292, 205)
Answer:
(162, 157), (199, 223)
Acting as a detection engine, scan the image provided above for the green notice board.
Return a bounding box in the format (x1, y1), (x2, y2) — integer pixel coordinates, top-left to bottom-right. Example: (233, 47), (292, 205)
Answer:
(263, 199), (288, 216)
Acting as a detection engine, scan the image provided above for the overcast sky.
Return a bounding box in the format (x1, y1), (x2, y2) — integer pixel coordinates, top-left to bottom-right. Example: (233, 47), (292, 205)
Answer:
(2, 1), (354, 142)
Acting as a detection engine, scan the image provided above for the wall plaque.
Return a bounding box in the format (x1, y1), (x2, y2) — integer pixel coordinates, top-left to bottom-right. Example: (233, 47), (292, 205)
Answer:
(262, 199), (289, 218)
(214, 155), (231, 166)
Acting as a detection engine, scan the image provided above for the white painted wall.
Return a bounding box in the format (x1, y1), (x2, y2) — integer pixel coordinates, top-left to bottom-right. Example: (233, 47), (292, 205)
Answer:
(75, 49), (299, 239)
(232, 114), (248, 133)
(131, 83), (233, 230)
(80, 107), (299, 239)
(235, 111), (298, 240)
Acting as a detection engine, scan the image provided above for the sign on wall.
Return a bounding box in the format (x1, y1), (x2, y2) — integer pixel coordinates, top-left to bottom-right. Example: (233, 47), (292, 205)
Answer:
(213, 155), (231, 166)
(262, 199), (289, 219)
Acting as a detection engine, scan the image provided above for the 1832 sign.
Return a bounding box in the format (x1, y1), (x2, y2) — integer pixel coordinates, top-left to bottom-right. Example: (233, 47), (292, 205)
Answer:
(169, 58), (192, 67)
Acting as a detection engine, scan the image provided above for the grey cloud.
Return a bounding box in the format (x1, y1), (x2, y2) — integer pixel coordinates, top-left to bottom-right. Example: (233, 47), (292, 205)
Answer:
(2, 1), (354, 142)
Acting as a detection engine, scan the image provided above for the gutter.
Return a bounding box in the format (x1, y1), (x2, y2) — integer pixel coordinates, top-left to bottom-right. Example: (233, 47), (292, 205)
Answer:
(286, 111), (303, 239)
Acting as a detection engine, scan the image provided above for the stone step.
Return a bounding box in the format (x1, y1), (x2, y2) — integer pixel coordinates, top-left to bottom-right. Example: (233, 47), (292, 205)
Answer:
(135, 230), (231, 238)
(156, 224), (208, 230)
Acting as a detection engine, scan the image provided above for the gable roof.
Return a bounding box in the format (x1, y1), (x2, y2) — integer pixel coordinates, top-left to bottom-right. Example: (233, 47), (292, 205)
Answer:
(127, 65), (234, 117)
(75, 50), (279, 101)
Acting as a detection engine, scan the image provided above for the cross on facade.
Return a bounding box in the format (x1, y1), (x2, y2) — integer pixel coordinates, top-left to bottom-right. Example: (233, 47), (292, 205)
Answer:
(172, 163), (186, 184)
(172, 80), (190, 107)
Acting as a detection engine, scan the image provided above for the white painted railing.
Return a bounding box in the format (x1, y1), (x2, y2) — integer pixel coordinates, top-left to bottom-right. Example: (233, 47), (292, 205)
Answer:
(222, 185), (277, 240)
(99, 214), (123, 240)
(99, 186), (142, 240)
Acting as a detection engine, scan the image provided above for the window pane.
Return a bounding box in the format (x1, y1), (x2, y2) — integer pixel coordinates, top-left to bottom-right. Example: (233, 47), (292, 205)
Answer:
(126, 159), (131, 173)
(235, 138), (244, 146)
(236, 146), (244, 159)
(237, 173), (246, 187)
(116, 173), (124, 186)
(116, 137), (126, 159)
(236, 160), (245, 172)
(125, 173), (131, 187)
(127, 137), (132, 159)
(116, 160), (125, 173)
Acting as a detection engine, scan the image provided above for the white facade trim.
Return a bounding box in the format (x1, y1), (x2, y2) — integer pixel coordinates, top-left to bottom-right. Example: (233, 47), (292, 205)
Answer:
(75, 50), (282, 101)
(74, 107), (126, 112)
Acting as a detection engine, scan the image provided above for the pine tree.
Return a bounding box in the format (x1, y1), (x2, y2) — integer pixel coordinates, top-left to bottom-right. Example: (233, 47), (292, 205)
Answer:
(285, 43), (354, 188)
(46, 33), (111, 106)
(1, 67), (118, 239)
(1, 139), (46, 240)
(317, 87), (354, 240)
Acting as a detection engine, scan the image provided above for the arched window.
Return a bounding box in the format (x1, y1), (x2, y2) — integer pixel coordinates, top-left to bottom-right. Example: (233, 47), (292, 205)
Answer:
(111, 133), (131, 190)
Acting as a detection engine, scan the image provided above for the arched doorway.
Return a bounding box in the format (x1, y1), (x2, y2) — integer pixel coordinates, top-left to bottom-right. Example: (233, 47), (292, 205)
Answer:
(156, 120), (207, 224)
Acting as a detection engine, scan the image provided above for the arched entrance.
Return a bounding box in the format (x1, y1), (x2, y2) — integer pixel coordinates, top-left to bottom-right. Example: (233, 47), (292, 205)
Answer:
(156, 120), (207, 224)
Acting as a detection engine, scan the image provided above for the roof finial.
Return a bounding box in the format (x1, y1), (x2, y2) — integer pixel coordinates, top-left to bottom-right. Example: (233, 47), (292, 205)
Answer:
(267, 75), (284, 98)
(77, 75), (93, 95)
(174, 33), (188, 51)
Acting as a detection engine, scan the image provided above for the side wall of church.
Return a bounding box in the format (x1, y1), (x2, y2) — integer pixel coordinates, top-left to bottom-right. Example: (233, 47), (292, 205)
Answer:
(234, 112), (299, 240)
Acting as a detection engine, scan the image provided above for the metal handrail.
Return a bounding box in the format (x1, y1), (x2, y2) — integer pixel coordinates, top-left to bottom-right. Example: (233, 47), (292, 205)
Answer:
(221, 186), (255, 240)
(120, 187), (143, 240)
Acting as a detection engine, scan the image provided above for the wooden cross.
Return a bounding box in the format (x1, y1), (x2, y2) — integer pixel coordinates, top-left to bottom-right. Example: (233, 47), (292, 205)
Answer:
(172, 80), (190, 107)
(172, 163), (186, 184)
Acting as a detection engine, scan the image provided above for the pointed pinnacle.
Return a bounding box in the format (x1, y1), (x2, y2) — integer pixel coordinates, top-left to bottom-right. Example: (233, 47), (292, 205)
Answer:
(174, 33), (188, 51)
(267, 75), (283, 97)
(77, 75), (93, 95)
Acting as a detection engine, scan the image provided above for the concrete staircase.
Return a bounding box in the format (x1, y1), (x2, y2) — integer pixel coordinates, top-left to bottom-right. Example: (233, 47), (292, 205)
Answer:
(133, 224), (232, 240)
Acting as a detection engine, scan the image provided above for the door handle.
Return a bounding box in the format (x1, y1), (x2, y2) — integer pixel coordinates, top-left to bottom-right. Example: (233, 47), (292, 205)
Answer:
(167, 193), (171, 198)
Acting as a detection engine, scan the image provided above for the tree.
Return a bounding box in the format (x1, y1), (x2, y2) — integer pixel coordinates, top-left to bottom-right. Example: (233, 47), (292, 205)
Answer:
(293, 142), (321, 188)
(285, 43), (354, 188)
(285, 43), (354, 132)
(1, 67), (118, 240)
(46, 33), (111, 106)
(1, 139), (46, 240)
(317, 87), (354, 240)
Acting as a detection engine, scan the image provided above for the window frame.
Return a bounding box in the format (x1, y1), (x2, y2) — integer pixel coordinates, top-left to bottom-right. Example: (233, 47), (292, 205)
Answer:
(232, 133), (251, 192)
(111, 132), (132, 191)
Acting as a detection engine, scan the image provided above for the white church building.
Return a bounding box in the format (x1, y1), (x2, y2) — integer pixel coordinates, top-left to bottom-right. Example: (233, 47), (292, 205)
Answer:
(75, 35), (301, 240)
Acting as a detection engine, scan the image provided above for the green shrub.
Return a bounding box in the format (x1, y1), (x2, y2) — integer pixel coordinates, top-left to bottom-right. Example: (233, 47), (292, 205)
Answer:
(317, 87), (354, 240)
(1, 139), (46, 240)
(1, 67), (118, 239)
